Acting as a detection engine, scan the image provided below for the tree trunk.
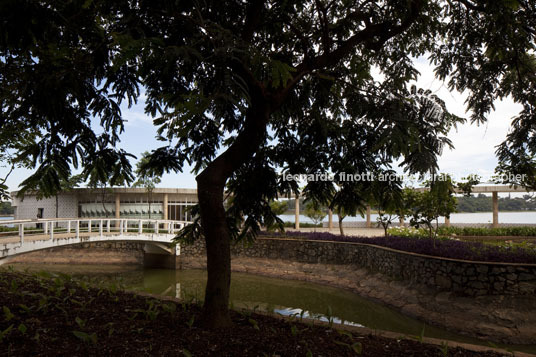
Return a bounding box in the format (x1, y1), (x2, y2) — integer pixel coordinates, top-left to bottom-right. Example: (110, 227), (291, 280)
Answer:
(197, 179), (232, 328)
(196, 97), (270, 328)
(338, 214), (345, 236)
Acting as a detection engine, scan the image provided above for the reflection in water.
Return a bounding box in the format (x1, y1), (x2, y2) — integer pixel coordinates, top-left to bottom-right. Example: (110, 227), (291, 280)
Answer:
(273, 307), (365, 328)
(10, 265), (536, 353)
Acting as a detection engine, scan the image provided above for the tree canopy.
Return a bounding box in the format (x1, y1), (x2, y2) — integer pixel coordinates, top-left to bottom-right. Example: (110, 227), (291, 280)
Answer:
(1, 0), (535, 327)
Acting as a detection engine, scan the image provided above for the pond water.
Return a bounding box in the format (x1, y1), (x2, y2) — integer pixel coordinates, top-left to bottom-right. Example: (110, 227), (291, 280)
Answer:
(9, 264), (536, 353)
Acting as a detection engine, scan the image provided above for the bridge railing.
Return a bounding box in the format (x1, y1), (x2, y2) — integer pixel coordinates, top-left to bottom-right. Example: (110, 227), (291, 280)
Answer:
(0, 218), (188, 244)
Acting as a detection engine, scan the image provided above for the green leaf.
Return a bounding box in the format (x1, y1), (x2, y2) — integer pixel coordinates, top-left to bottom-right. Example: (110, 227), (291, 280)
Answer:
(3, 306), (14, 321)
(351, 342), (363, 354)
(75, 316), (85, 328)
(290, 325), (298, 336)
(0, 324), (14, 342)
(337, 329), (353, 339)
(18, 304), (31, 313)
(72, 330), (97, 344)
(18, 323), (27, 335)
(334, 340), (350, 347)
(248, 318), (260, 330)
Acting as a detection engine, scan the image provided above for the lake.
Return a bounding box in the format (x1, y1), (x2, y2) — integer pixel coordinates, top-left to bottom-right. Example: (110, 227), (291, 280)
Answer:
(3, 211), (536, 224)
(280, 211), (536, 224)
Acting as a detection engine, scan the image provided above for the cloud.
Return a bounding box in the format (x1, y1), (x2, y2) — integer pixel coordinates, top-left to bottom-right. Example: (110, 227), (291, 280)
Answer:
(412, 57), (522, 175)
(122, 105), (154, 127)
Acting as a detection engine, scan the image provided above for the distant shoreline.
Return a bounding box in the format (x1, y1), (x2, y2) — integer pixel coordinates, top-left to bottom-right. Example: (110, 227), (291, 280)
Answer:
(283, 210), (536, 215)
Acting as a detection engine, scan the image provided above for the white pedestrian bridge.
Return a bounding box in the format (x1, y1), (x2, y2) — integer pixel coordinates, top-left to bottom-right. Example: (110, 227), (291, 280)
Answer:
(0, 218), (189, 262)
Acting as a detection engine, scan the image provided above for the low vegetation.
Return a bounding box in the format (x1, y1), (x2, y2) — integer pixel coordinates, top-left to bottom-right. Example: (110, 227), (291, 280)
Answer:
(283, 222), (323, 228)
(0, 201), (14, 215)
(0, 270), (506, 356)
(262, 231), (536, 264)
(388, 226), (536, 238)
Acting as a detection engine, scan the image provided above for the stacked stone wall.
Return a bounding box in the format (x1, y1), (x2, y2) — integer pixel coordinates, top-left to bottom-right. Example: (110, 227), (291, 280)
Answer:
(180, 237), (536, 297)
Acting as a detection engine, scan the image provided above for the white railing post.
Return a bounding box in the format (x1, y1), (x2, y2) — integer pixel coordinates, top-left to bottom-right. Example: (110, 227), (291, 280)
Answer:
(88, 220), (92, 233)
(120, 220), (124, 235)
(44, 221), (48, 234)
(139, 220), (143, 234)
(67, 221), (71, 233)
(155, 221), (159, 234)
(100, 220), (103, 238)
(75, 220), (80, 239)
(107, 220), (111, 233)
(170, 222), (174, 235)
(19, 223), (24, 244)
(50, 222), (54, 240)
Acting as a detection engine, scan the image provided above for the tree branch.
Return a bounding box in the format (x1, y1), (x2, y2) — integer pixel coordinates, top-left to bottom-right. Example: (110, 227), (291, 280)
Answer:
(242, 0), (265, 43)
(314, 0), (332, 53)
(300, 0), (422, 71)
(453, 0), (485, 12)
(272, 0), (424, 109)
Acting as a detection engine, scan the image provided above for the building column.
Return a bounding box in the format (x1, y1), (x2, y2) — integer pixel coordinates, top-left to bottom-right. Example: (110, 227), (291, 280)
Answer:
(163, 193), (169, 232)
(328, 209), (333, 229)
(115, 193), (121, 228)
(492, 191), (499, 228)
(366, 205), (371, 228)
(163, 193), (168, 220)
(445, 216), (451, 227)
(294, 194), (300, 230)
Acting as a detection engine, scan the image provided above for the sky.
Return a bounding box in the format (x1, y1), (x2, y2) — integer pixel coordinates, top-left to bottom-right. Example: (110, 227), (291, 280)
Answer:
(1, 57), (521, 194)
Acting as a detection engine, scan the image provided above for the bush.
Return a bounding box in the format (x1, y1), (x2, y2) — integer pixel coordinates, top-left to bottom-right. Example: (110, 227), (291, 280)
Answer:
(282, 221), (323, 228)
(387, 226), (428, 238)
(260, 231), (536, 264)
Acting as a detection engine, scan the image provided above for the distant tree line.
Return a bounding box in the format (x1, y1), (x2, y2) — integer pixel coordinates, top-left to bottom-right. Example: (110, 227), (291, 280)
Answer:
(0, 201), (14, 215)
(456, 194), (536, 212)
(283, 193), (536, 215)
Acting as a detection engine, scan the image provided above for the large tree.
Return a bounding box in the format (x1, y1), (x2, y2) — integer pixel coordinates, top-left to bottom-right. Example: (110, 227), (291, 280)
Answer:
(1, 0), (535, 327)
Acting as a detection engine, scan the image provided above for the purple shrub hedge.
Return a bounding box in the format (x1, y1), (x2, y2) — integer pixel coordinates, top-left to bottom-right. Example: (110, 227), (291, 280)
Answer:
(259, 231), (536, 264)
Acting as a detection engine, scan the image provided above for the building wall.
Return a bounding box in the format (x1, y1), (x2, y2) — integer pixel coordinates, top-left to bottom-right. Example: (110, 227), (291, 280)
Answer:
(12, 194), (79, 220)
(12, 188), (199, 221)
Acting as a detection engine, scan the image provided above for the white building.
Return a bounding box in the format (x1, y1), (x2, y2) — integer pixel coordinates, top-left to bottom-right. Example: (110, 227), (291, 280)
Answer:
(11, 188), (198, 222)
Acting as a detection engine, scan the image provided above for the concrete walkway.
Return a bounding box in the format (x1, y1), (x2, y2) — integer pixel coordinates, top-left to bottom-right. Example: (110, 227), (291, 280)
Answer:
(287, 227), (385, 237)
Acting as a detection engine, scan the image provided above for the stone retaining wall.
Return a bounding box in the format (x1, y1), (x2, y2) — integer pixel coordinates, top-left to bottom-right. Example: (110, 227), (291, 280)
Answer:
(179, 238), (536, 297)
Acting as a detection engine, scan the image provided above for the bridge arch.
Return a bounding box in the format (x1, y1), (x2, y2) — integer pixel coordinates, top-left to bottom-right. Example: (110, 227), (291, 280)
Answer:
(0, 218), (187, 268)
